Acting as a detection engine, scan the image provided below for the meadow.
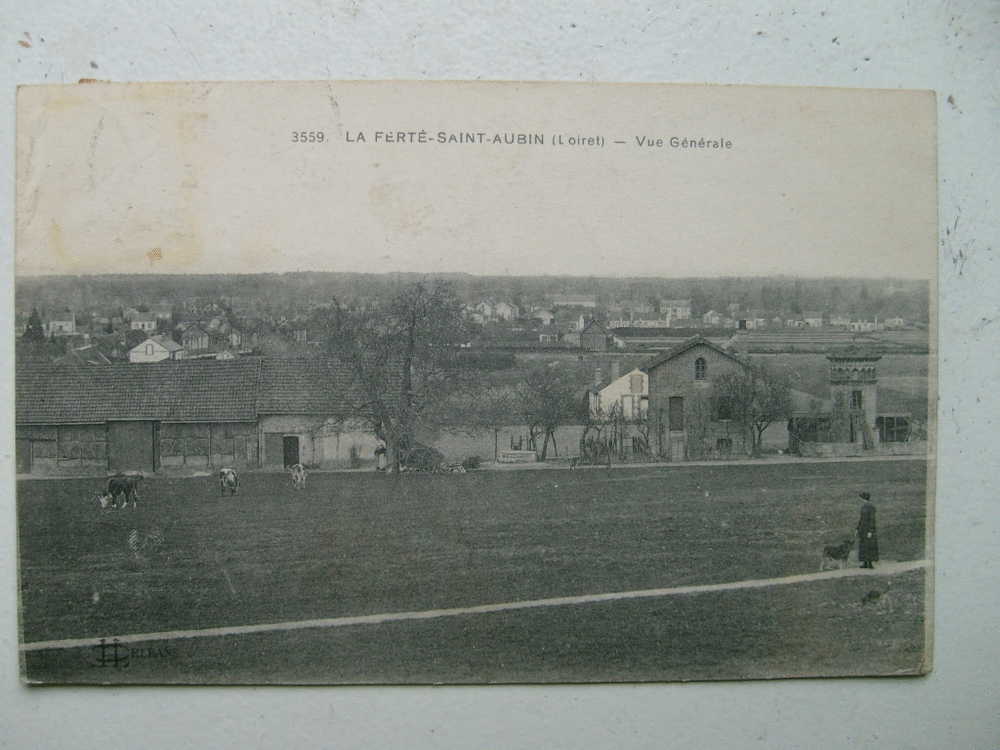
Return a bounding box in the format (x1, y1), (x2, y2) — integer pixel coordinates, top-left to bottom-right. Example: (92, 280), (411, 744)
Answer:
(18, 459), (929, 683)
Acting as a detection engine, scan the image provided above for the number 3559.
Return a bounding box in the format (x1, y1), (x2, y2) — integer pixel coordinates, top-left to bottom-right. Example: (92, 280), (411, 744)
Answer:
(291, 131), (325, 143)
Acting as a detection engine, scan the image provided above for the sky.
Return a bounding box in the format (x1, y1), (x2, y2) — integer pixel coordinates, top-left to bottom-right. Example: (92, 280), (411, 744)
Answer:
(16, 81), (938, 280)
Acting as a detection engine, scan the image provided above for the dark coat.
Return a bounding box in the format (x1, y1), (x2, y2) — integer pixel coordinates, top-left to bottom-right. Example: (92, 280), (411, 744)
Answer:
(857, 502), (879, 563)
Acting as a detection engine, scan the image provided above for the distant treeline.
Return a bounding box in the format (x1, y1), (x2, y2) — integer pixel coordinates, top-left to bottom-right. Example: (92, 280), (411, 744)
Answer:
(15, 272), (931, 322)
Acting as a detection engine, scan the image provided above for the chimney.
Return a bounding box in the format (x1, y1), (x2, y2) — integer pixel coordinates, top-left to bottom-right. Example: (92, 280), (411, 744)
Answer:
(610, 360), (621, 382)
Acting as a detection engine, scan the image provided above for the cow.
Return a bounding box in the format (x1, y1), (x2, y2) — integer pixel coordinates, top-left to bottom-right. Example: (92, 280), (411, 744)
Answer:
(219, 467), (239, 496)
(288, 463), (307, 490)
(106, 472), (143, 510)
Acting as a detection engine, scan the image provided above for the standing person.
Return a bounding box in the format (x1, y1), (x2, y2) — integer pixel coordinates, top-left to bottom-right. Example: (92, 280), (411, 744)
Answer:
(374, 439), (388, 473)
(856, 492), (879, 569)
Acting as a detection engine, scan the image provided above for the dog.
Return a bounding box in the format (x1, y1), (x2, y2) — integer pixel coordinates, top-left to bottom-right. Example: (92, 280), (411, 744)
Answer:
(819, 537), (855, 571)
(861, 589), (894, 614)
(219, 467), (240, 496)
(288, 463), (307, 490)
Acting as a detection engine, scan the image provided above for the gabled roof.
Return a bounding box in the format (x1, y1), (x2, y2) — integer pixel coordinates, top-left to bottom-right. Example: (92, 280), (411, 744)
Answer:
(17, 358), (263, 424)
(138, 334), (184, 353)
(53, 345), (113, 367)
(581, 319), (609, 335)
(641, 335), (745, 372)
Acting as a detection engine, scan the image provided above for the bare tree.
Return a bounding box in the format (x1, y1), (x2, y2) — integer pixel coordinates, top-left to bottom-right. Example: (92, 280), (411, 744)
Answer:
(520, 364), (581, 460)
(714, 362), (792, 456)
(326, 280), (470, 474)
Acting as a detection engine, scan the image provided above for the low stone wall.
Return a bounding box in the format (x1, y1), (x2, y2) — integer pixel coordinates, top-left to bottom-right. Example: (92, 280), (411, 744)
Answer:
(799, 440), (926, 458)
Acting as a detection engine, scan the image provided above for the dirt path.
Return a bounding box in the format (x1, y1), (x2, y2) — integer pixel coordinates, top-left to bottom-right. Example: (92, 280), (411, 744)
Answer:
(21, 559), (930, 653)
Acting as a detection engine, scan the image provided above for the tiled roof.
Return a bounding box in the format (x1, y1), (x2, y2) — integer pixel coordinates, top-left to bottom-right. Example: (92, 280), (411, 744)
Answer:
(256, 358), (367, 416)
(642, 335), (744, 372)
(17, 359), (263, 424)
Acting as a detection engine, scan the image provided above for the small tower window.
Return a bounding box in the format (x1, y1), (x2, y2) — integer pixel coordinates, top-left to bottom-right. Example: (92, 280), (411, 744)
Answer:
(851, 390), (863, 409)
(694, 357), (707, 380)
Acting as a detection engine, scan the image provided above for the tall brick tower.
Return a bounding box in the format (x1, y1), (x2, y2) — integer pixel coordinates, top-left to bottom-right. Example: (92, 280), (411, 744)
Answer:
(827, 347), (882, 447)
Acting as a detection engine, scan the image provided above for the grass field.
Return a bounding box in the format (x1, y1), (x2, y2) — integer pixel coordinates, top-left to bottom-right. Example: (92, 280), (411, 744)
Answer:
(18, 460), (930, 683)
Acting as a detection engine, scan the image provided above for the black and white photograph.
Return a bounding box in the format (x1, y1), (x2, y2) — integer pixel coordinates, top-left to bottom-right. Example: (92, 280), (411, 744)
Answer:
(15, 81), (936, 685)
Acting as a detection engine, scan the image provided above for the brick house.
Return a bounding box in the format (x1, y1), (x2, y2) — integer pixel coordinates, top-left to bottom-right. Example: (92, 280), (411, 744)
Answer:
(580, 319), (612, 352)
(643, 336), (750, 461)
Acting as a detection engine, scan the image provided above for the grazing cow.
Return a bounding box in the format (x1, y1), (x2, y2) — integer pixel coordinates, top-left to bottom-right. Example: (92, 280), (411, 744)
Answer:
(289, 463), (307, 490)
(219, 467), (239, 496)
(106, 473), (143, 510)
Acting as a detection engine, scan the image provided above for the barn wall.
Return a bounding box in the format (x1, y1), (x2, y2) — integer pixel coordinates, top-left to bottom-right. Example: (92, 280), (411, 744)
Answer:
(16, 424), (93, 475)
(259, 415), (325, 467)
(160, 422), (258, 468)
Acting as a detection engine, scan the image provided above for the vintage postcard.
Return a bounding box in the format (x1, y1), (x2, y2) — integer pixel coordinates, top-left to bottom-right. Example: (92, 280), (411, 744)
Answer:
(15, 81), (936, 684)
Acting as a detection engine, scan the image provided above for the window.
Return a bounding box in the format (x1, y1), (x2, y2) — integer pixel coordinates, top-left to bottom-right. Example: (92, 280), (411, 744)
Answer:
(876, 416), (910, 443)
(851, 390), (863, 410)
(716, 398), (733, 421)
(145, 344), (154, 355)
(630, 373), (644, 394)
(694, 357), (707, 380)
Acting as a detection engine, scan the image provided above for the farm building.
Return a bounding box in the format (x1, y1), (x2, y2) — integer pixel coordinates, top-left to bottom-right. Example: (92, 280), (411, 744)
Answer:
(15, 357), (377, 476)
(256, 358), (379, 469)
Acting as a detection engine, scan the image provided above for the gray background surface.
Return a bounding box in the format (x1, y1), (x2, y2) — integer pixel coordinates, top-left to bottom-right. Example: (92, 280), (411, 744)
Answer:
(1, 1), (998, 748)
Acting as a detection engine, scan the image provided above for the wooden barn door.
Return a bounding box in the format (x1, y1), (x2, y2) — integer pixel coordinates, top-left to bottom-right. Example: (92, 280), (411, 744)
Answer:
(668, 397), (686, 461)
(107, 421), (156, 472)
(282, 436), (300, 468)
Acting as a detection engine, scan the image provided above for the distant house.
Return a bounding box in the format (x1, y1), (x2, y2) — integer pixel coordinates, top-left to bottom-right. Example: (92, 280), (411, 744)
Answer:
(44, 310), (76, 337)
(849, 320), (878, 332)
(493, 301), (519, 321)
(589, 368), (648, 421)
(884, 317), (906, 329)
(608, 318), (671, 329)
(531, 308), (556, 326)
(537, 324), (562, 344)
(829, 313), (851, 328)
(580, 320), (613, 352)
(181, 324), (210, 352)
(803, 312), (824, 328)
(151, 303), (174, 321)
(130, 312), (158, 332)
(552, 293), (598, 309)
(702, 310), (722, 326)
(129, 335), (185, 363)
(123, 307), (142, 322)
(736, 315), (767, 331)
(660, 299), (692, 321)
